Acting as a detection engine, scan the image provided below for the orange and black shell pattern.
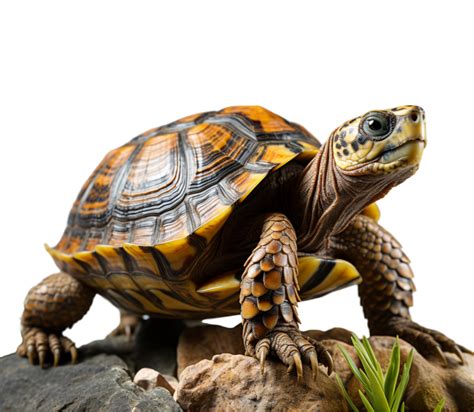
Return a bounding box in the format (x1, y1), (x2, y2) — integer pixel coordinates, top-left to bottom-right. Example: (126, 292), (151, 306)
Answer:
(48, 106), (325, 318)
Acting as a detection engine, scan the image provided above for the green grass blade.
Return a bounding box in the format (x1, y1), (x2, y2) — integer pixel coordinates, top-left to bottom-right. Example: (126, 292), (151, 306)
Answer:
(359, 390), (375, 412)
(384, 337), (401, 404)
(360, 361), (390, 411)
(358, 368), (371, 392)
(390, 349), (414, 411)
(350, 337), (390, 411)
(335, 373), (359, 412)
(338, 344), (367, 385)
(362, 336), (384, 381)
(433, 398), (445, 412)
(400, 402), (405, 412)
(351, 336), (382, 383)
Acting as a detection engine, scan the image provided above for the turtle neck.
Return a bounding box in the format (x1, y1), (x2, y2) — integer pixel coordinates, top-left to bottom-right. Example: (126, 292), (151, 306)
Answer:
(289, 136), (406, 253)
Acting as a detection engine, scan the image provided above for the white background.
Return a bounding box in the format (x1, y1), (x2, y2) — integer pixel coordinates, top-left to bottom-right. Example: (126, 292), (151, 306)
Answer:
(0, 1), (473, 357)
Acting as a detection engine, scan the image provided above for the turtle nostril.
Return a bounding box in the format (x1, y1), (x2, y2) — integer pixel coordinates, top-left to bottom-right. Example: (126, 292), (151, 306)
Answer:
(410, 111), (419, 122)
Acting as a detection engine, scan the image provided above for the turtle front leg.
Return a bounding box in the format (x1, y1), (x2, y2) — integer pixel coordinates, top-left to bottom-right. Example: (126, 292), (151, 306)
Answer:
(240, 213), (333, 382)
(17, 272), (95, 367)
(331, 214), (470, 364)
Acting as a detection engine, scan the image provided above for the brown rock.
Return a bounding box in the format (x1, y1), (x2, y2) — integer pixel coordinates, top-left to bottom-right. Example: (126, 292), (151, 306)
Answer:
(177, 324), (244, 377)
(176, 325), (474, 411)
(134, 367), (178, 395)
(176, 323), (353, 376)
(175, 353), (348, 412)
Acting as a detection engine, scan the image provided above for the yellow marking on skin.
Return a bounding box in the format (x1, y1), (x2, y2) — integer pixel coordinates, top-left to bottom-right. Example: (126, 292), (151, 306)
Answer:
(73, 251), (103, 274)
(298, 256), (321, 288)
(150, 289), (205, 312)
(94, 245), (126, 271)
(300, 259), (361, 299)
(196, 271), (240, 299)
(195, 206), (233, 242)
(45, 245), (88, 276)
(126, 290), (161, 312)
(362, 203), (381, 222)
(154, 238), (197, 272)
(123, 243), (160, 275)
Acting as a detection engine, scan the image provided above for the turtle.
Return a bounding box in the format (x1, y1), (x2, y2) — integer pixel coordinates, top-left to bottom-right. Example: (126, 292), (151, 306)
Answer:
(17, 105), (469, 379)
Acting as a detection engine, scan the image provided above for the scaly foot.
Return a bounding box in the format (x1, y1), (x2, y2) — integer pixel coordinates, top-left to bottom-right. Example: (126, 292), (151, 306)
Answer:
(17, 327), (77, 367)
(107, 313), (141, 340)
(374, 316), (471, 365)
(246, 324), (333, 382)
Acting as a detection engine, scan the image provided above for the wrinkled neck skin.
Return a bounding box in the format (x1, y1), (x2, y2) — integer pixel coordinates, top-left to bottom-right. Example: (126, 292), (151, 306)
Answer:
(292, 136), (416, 253)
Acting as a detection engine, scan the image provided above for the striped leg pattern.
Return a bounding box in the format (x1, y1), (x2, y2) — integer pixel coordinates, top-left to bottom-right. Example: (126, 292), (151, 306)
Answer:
(17, 272), (95, 367)
(240, 213), (333, 382)
(332, 214), (470, 364)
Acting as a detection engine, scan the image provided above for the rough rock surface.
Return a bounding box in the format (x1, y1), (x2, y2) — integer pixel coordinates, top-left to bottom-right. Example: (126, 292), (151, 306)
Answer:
(176, 353), (348, 411)
(176, 325), (474, 412)
(177, 324), (245, 377)
(2, 321), (473, 411)
(0, 353), (182, 412)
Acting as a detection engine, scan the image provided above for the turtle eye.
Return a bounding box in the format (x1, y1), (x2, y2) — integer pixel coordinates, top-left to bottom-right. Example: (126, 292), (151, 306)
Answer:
(361, 113), (392, 140)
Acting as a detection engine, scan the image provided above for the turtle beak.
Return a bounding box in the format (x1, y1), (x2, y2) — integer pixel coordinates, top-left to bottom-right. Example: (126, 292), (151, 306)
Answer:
(378, 106), (426, 167)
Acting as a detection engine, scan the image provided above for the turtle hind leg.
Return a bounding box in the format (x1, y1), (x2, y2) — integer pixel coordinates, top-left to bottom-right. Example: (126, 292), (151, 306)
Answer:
(108, 310), (142, 340)
(17, 272), (95, 367)
(241, 213), (333, 382)
(331, 214), (470, 365)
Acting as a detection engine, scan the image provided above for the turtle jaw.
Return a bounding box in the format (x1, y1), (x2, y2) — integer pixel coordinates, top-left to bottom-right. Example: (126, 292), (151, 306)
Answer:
(361, 138), (426, 175)
(377, 139), (425, 167)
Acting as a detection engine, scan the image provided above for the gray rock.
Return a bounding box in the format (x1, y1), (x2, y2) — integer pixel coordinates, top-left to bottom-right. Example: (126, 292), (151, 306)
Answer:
(0, 353), (182, 412)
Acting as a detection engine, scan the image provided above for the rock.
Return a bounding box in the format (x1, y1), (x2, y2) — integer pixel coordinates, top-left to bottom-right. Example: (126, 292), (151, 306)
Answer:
(176, 325), (474, 412)
(177, 324), (244, 376)
(176, 323), (353, 377)
(134, 367), (178, 395)
(3, 323), (473, 411)
(0, 352), (182, 411)
(175, 353), (348, 412)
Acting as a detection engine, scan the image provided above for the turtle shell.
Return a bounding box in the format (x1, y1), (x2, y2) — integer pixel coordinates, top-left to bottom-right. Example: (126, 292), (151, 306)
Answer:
(53, 106), (320, 254)
(47, 106), (335, 317)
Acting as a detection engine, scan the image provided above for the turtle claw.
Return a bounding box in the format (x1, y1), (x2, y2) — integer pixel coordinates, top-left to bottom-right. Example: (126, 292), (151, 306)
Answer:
(453, 346), (464, 365)
(322, 349), (334, 376)
(108, 313), (141, 341)
(69, 344), (78, 364)
(27, 345), (35, 365)
(38, 349), (46, 368)
(309, 351), (318, 380)
(53, 349), (61, 367)
(18, 327), (78, 367)
(255, 337), (270, 374)
(376, 316), (470, 366)
(246, 327), (333, 383)
(434, 345), (448, 366)
(292, 353), (303, 383)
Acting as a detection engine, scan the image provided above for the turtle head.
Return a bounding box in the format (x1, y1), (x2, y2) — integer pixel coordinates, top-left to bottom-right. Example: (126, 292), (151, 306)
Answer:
(332, 105), (426, 177)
